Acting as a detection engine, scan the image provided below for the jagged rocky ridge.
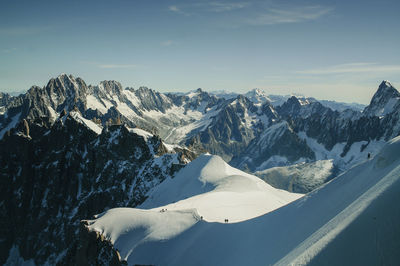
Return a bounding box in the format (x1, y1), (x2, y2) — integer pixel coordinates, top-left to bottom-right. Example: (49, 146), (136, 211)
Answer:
(1, 76), (399, 173)
(1, 75), (400, 264)
(0, 110), (195, 265)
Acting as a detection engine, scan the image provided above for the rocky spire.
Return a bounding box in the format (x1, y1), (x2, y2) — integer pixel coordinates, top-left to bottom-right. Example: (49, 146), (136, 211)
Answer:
(363, 80), (400, 117)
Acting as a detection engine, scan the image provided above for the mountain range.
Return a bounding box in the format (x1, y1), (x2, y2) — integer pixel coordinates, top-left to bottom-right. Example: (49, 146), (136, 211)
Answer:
(1, 75), (399, 174)
(1, 75), (400, 264)
(84, 135), (400, 265)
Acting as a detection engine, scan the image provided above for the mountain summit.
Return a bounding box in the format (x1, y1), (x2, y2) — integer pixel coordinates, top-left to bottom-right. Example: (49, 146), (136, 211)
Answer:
(363, 80), (400, 117)
(1, 76), (400, 264)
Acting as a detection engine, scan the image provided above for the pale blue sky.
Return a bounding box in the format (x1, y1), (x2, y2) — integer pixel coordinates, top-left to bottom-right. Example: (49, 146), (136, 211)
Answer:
(1, 0), (399, 103)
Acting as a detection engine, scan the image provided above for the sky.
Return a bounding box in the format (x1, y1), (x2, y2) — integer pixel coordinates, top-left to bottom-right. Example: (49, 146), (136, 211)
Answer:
(0, 0), (399, 104)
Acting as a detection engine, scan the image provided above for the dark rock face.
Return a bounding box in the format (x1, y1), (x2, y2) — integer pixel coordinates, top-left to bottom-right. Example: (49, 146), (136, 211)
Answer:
(363, 81), (400, 117)
(2, 76), (400, 172)
(74, 221), (124, 266)
(231, 122), (315, 171)
(0, 92), (13, 107)
(187, 96), (276, 162)
(0, 114), (195, 265)
(275, 83), (399, 157)
(1, 75), (400, 264)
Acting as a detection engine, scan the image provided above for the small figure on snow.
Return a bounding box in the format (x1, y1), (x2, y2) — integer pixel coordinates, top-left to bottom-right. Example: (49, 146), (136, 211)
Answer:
(368, 152), (371, 159)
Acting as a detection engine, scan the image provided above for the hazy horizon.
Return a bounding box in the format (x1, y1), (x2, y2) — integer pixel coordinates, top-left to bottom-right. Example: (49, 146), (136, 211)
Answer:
(0, 73), (386, 105)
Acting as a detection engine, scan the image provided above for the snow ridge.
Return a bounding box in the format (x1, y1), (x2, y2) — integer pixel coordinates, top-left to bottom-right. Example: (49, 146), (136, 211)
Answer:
(86, 135), (400, 266)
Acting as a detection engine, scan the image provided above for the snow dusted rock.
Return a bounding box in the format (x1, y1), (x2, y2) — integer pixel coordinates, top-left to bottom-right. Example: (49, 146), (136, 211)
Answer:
(230, 121), (315, 171)
(363, 80), (400, 117)
(255, 159), (336, 193)
(187, 95), (278, 162)
(1, 76), (399, 173)
(244, 88), (272, 105)
(0, 112), (195, 265)
(84, 154), (303, 264)
(1, 75), (400, 264)
(85, 135), (400, 266)
(242, 88), (365, 112)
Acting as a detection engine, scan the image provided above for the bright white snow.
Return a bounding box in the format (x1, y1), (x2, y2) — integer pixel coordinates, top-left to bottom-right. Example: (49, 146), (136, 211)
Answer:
(86, 135), (400, 266)
(298, 131), (386, 171)
(140, 155), (302, 223)
(127, 127), (153, 141)
(86, 155), (302, 262)
(69, 111), (102, 135)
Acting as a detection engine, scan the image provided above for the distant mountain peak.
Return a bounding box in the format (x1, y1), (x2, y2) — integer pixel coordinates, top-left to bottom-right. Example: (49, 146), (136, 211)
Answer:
(97, 80), (123, 96)
(249, 88), (264, 94)
(287, 95), (301, 105)
(57, 73), (72, 78)
(244, 88), (271, 105)
(47, 73), (80, 89)
(379, 80), (393, 88)
(55, 73), (78, 83)
(246, 88), (266, 96)
(363, 81), (400, 117)
(374, 80), (399, 99)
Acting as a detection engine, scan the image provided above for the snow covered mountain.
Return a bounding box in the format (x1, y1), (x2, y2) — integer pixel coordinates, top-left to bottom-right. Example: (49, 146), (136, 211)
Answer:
(83, 135), (400, 265)
(363, 80), (400, 117)
(242, 88), (365, 111)
(1, 76), (399, 173)
(2, 75), (400, 264)
(84, 154), (303, 264)
(1, 75), (400, 175)
(1, 110), (195, 265)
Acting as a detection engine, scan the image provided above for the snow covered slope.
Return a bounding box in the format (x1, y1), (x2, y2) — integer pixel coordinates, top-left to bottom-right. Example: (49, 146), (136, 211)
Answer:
(86, 136), (400, 265)
(85, 155), (303, 262)
(255, 159), (335, 193)
(139, 155), (302, 223)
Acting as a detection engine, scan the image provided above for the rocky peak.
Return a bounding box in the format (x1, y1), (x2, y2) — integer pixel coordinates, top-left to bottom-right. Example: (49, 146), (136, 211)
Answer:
(287, 96), (301, 106)
(363, 80), (400, 117)
(99, 80), (123, 95)
(134, 87), (172, 112)
(235, 94), (250, 105)
(375, 80), (399, 99)
(276, 96), (301, 118)
(50, 74), (84, 92)
(44, 74), (88, 109)
(244, 88), (271, 105)
(0, 92), (13, 107)
(260, 101), (279, 119)
(186, 88), (221, 111)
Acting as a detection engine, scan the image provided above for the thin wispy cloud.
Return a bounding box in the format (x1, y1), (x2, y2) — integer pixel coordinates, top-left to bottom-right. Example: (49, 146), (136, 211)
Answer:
(297, 63), (400, 75)
(167, 3), (331, 27)
(207, 2), (249, 12)
(168, 2), (248, 16)
(168, 5), (190, 16)
(247, 5), (332, 25)
(168, 5), (180, 12)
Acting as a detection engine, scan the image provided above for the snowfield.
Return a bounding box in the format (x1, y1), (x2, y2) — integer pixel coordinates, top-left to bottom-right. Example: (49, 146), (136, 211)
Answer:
(139, 155), (302, 223)
(85, 136), (400, 265)
(255, 159), (334, 193)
